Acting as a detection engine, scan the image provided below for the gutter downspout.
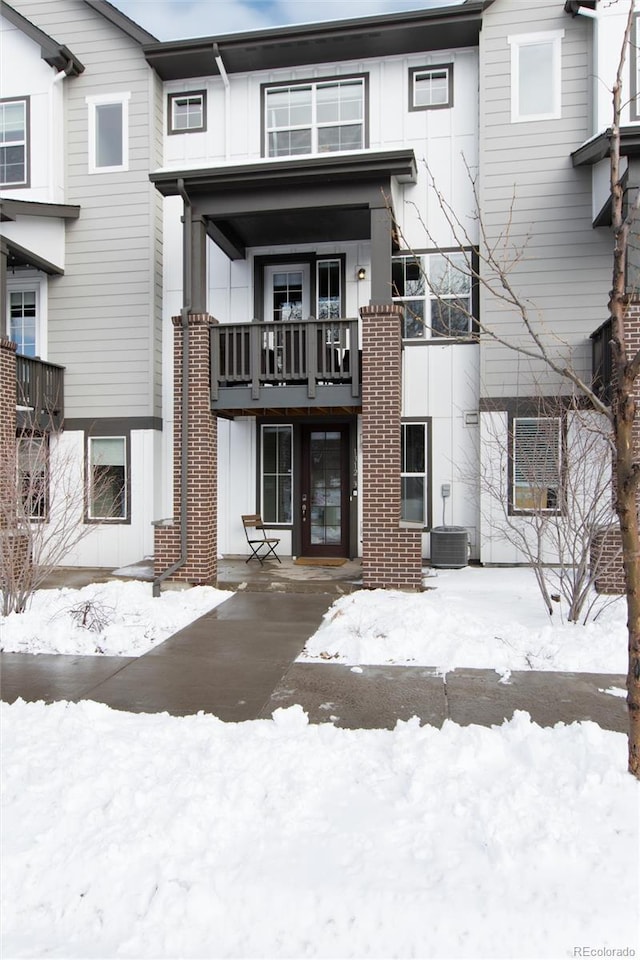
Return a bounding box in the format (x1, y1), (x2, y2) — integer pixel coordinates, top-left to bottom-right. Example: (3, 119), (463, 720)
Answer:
(213, 43), (231, 161)
(153, 178), (191, 596)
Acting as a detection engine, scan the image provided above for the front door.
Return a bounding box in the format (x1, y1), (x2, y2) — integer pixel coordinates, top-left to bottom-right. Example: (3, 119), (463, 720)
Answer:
(300, 424), (350, 557)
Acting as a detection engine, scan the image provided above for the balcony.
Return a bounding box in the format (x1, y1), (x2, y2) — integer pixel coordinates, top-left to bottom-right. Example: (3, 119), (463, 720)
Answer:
(211, 318), (361, 414)
(16, 355), (65, 431)
(591, 319), (613, 406)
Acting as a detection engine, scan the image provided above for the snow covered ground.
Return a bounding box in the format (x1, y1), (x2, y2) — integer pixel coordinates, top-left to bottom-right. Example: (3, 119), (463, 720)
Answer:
(0, 567), (628, 676)
(1, 568), (635, 958)
(0, 580), (232, 656)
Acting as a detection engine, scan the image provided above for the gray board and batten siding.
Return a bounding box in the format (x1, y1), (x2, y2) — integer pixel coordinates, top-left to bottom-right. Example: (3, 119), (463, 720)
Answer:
(11, 0), (164, 422)
(478, 0), (612, 401)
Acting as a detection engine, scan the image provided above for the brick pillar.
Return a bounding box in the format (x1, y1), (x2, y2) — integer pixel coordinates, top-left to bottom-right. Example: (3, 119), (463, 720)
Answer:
(359, 304), (422, 590)
(593, 295), (640, 593)
(0, 338), (17, 525)
(154, 315), (217, 585)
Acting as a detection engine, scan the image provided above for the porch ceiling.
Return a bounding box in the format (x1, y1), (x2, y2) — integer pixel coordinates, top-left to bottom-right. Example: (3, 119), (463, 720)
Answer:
(151, 150), (415, 258)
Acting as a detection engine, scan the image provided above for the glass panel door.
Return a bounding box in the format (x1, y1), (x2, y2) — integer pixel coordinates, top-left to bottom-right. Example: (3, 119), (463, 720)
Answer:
(300, 424), (349, 557)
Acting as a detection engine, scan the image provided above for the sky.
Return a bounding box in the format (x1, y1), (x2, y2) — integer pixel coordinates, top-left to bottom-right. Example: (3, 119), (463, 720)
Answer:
(109, 0), (459, 41)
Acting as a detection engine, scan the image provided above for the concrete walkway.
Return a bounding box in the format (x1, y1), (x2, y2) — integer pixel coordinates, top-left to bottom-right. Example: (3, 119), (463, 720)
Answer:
(0, 589), (628, 732)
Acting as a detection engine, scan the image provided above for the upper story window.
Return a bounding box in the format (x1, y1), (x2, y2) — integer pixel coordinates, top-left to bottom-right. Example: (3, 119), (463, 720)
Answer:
(409, 65), (453, 111)
(168, 91), (207, 134)
(392, 251), (474, 340)
(86, 93), (130, 173)
(0, 97), (29, 187)
(9, 289), (37, 356)
(263, 76), (366, 158)
(508, 30), (563, 122)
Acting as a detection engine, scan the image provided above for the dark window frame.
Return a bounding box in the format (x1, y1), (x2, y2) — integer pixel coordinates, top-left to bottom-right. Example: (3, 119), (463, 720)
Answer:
(259, 422), (294, 526)
(392, 247), (479, 342)
(17, 432), (49, 521)
(167, 90), (207, 135)
(260, 73), (369, 158)
(0, 96), (30, 189)
(85, 432), (131, 524)
(408, 64), (453, 112)
(400, 417), (432, 529)
(509, 414), (564, 516)
(253, 252), (347, 320)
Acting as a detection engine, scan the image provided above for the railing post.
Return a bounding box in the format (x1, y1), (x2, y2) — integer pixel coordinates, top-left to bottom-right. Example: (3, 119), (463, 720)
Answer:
(350, 318), (360, 397)
(251, 324), (261, 400)
(210, 326), (219, 402)
(307, 319), (317, 399)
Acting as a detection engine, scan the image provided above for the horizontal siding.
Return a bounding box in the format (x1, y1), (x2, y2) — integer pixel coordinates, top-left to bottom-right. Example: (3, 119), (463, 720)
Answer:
(12, 0), (163, 421)
(478, 0), (609, 400)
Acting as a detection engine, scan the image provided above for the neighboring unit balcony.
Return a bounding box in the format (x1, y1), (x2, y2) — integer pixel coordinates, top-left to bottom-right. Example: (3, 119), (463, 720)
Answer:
(16, 354), (65, 431)
(211, 318), (361, 413)
(591, 319), (613, 406)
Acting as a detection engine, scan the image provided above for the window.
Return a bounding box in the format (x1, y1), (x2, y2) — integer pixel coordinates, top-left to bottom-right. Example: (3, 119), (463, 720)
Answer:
(512, 417), (561, 512)
(18, 435), (48, 520)
(261, 425), (292, 524)
(88, 437), (127, 520)
(317, 259), (342, 320)
(263, 77), (366, 158)
(0, 97), (29, 187)
(401, 422), (429, 525)
(508, 31), (563, 122)
(168, 91), (207, 134)
(9, 290), (37, 356)
(392, 251), (473, 339)
(409, 65), (453, 111)
(87, 94), (130, 173)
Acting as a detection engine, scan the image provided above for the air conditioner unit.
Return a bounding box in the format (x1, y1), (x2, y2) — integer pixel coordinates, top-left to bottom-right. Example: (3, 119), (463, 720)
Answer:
(430, 526), (469, 569)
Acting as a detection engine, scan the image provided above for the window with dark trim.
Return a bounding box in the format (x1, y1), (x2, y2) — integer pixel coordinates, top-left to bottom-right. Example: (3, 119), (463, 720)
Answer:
(409, 65), (453, 111)
(401, 421), (430, 525)
(392, 250), (475, 339)
(0, 97), (29, 188)
(262, 76), (367, 158)
(18, 434), (48, 520)
(511, 417), (561, 512)
(87, 436), (128, 521)
(261, 424), (292, 524)
(168, 91), (207, 134)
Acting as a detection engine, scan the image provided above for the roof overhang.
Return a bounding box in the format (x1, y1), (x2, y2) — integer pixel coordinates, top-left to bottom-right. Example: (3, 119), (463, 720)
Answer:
(1, 236), (64, 274)
(151, 151), (415, 257)
(84, 0), (157, 44)
(1, 2), (84, 75)
(0, 197), (81, 222)
(143, 2), (484, 81)
(571, 126), (640, 167)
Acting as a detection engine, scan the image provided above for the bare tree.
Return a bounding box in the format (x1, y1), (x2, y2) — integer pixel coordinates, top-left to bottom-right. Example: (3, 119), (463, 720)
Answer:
(479, 397), (620, 624)
(390, 2), (640, 776)
(0, 424), (121, 617)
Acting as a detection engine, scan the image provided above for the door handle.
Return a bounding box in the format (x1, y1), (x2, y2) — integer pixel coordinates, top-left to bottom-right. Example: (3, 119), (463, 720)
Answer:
(302, 494), (307, 522)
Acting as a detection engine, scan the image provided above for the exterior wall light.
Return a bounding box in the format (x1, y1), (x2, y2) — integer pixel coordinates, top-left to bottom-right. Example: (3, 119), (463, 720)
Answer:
(357, 266), (366, 281)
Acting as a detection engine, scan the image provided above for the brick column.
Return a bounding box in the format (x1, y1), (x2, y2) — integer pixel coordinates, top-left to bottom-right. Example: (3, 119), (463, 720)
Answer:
(359, 304), (422, 590)
(154, 315), (217, 585)
(593, 295), (640, 593)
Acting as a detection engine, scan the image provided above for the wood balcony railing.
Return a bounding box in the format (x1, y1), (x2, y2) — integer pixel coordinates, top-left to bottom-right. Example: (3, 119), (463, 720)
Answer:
(16, 354), (65, 431)
(211, 318), (361, 411)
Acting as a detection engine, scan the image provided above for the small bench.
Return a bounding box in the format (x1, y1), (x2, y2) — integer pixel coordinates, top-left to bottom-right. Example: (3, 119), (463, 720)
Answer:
(242, 514), (282, 566)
